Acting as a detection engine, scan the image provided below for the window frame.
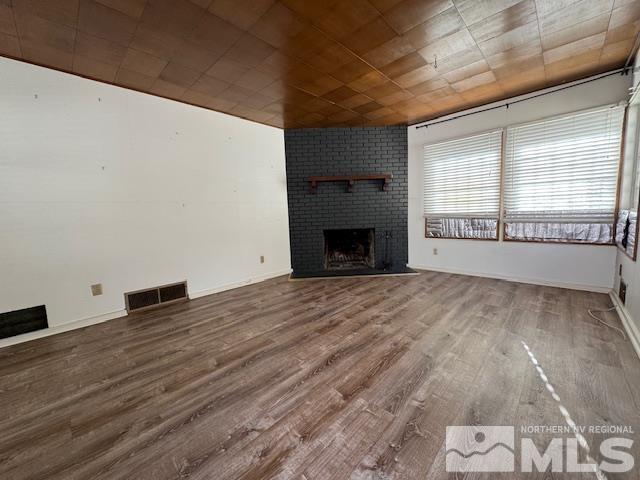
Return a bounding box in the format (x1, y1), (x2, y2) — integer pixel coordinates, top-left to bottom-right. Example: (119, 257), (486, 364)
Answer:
(616, 94), (639, 260)
(422, 128), (504, 241)
(423, 104), (626, 246)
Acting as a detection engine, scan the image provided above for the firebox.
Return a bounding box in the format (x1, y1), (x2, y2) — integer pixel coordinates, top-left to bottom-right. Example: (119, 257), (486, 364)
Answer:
(324, 229), (375, 270)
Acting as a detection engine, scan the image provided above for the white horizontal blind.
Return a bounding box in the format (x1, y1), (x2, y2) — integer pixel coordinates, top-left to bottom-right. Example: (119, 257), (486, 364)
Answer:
(423, 130), (502, 218)
(504, 105), (624, 223)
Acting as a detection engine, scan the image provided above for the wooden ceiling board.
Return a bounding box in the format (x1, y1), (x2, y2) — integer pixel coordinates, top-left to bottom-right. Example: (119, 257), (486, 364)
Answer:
(394, 63), (439, 88)
(208, 0), (275, 31)
(467, 0), (537, 44)
(72, 53), (118, 81)
(342, 17), (397, 55)
(544, 48), (604, 81)
(497, 64), (547, 94)
(0, 2), (16, 36)
(1, 0), (638, 128)
(442, 58), (491, 83)
(311, 0), (380, 40)
(542, 31), (606, 64)
(128, 24), (180, 60)
(485, 41), (542, 69)
(454, 0), (524, 26)
(539, 13), (610, 50)
(95, 0), (145, 20)
(120, 47), (167, 77)
(403, 7), (466, 50)
(150, 78), (187, 99)
(12, 0), (78, 27)
(538, 0), (614, 34)
(432, 45), (485, 73)
(407, 76), (449, 95)
(382, 0), (453, 34)
(476, 20), (541, 57)
(361, 35), (416, 68)
(379, 51), (428, 78)
(115, 67), (155, 90)
(0, 32), (19, 56)
(77, 0), (137, 45)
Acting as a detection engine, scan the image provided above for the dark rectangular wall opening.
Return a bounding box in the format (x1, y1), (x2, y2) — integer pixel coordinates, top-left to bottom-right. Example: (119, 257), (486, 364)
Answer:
(324, 229), (375, 270)
(0, 305), (48, 339)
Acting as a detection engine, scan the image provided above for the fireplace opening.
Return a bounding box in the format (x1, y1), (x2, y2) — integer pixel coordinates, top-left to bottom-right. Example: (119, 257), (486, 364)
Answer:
(324, 229), (375, 270)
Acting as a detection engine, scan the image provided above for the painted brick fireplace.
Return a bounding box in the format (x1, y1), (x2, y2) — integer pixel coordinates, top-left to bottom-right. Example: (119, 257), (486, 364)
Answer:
(284, 126), (409, 278)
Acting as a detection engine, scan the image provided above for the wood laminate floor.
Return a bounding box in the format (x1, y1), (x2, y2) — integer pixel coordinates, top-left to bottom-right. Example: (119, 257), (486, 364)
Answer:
(1, 271), (639, 479)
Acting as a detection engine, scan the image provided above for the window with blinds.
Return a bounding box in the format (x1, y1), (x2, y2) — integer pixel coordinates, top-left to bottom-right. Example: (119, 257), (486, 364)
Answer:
(423, 130), (502, 239)
(503, 105), (624, 243)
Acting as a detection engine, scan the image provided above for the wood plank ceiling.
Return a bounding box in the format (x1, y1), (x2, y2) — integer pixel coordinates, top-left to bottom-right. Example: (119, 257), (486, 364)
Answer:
(0, 0), (639, 128)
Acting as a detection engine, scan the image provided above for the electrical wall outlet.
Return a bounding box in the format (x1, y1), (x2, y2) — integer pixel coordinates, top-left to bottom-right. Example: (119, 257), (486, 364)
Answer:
(91, 284), (103, 296)
(432, 248), (438, 255)
(260, 255), (265, 264)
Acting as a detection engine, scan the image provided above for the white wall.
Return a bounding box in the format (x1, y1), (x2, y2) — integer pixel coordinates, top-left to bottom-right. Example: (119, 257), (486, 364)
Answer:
(409, 73), (631, 292)
(614, 54), (640, 355)
(0, 57), (291, 342)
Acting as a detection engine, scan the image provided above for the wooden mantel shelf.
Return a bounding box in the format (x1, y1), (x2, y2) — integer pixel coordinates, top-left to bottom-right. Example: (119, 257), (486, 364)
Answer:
(308, 173), (393, 193)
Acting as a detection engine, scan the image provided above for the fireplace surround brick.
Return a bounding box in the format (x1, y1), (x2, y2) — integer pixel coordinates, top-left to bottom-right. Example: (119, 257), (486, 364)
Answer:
(284, 126), (408, 276)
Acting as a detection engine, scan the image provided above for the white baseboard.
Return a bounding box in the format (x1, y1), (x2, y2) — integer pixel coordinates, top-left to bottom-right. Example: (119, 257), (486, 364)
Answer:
(408, 264), (611, 293)
(0, 309), (127, 350)
(0, 269), (292, 350)
(189, 268), (292, 299)
(609, 291), (640, 360)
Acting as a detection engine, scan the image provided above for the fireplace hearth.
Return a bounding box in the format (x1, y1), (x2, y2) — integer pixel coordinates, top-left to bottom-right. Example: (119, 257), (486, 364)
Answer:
(324, 229), (375, 270)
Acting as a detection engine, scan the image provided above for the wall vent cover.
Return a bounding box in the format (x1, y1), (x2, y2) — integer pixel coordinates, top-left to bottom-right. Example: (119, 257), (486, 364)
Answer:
(0, 305), (48, 339)
(125, 281), (188, 313)
(159, 283), (187, 303)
